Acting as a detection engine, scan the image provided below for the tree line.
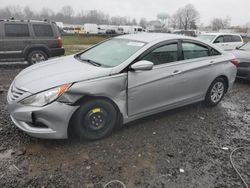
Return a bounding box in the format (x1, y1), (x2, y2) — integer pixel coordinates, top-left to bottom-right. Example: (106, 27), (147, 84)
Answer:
(0, 5), (138, 26)
(0, 4), (245, 31)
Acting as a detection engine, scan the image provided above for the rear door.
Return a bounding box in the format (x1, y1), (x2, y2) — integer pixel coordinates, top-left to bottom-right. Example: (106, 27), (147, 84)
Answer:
(179, 40), (220, 100)
(3, 23), (31, 59)
(31, 23), (58, 49)
(231, 35), (244, 49)
(223, 35), (235, 50)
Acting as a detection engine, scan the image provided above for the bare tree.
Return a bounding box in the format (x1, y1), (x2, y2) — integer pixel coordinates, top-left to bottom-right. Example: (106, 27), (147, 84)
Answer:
(139, 18), (147, 28)
(61, 6), (74, 18)
(171, 4), (199, 30)
(23, 6), (34, 19)
(0, 5), (140, 26)
(211, 17), (231, 31)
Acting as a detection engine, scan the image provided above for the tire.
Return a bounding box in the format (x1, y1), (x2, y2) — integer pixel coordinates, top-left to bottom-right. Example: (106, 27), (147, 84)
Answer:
(27, 50), (48, 65)
(205, 78), (226, 106)
(72, 99), (118, 140)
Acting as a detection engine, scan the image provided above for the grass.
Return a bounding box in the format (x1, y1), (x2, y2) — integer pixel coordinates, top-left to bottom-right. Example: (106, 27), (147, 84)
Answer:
(243, 38), (250, 43)
(62, 35), (109, 45)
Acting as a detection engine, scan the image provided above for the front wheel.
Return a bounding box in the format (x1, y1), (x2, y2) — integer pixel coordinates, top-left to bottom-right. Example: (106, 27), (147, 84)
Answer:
(72, 99), (118, 140)
(205, 78), (226, 106)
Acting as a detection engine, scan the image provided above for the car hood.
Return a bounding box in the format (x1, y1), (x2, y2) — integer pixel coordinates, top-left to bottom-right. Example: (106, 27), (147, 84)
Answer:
(14, 55), (112, 94)
(231, 50), (250, 63)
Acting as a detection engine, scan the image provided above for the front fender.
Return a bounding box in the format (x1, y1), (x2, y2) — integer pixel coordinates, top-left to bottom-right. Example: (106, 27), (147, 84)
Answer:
(58, 73), (128, 118)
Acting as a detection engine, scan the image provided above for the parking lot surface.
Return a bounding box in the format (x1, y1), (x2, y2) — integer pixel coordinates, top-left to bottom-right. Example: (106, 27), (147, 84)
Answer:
(0, 64), (249, 188)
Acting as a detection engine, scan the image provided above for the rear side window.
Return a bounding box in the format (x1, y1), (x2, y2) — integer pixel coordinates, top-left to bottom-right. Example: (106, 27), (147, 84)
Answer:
(143, 43), (178, 65)
(33, 24), (54, 37)
(5, 24), (30, 37)
(182, 42), (209, 60)
(224, 35), (232, 43)
(232, 35), (242, 42)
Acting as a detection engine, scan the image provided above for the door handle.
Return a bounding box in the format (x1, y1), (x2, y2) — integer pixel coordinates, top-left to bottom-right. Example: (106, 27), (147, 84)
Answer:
(172, 70), (182, 75)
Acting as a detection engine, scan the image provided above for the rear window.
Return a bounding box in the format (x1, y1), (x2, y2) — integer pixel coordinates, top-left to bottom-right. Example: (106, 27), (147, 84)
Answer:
(232, 35), (242, 42)
(5, 24), (30, 37)
(223, 35), (232, 43)
(182, 42), (209, 60)
(33, 24), (54, 37)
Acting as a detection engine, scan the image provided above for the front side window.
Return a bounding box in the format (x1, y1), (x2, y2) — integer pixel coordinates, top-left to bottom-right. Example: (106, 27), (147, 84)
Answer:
(142, 43), (178, 65)
(33, 24), (53, 37)
(5, 24), (30, 37)
(182, 42), (209, 60)
(214, 36), (224, 43)
(79, 39), (145, 67)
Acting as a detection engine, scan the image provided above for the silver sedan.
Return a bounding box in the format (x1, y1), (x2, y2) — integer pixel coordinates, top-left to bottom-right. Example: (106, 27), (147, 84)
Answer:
(231, 42), (250, 80)
(7, 33), (237, 140)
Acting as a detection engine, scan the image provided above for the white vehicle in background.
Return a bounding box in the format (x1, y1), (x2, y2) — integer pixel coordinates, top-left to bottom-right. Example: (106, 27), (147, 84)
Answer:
(197, 33), (244, 51)
(120, 26), (134, 34)
(55, 22), (64, 30)
(83, 24), (98, 34)
(98, 25), (109, 34)
(133, 26), (144, 33)
(117, 27), (124, 34)
(119, 25), (144, 34)
(63, 24), (75, 34)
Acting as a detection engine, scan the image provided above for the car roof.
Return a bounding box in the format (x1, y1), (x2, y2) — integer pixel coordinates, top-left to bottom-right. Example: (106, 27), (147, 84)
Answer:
(200, 33), (241, 36)
(115, 33), (193, 43)
(0, 19), (55, 25)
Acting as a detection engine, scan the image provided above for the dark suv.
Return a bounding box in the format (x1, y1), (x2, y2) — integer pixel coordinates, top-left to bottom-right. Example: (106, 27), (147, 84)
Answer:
(0, 19), (65, 64)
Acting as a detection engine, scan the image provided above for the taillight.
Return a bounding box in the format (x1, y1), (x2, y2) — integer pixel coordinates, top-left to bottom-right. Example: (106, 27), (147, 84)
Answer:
(230, 58), (239, 67)
(58, 36), (62, 48)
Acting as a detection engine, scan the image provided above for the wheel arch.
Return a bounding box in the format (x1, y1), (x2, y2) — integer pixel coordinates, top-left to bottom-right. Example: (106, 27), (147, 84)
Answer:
(24, 45), (50, 60)
(215, 75), (229, 93)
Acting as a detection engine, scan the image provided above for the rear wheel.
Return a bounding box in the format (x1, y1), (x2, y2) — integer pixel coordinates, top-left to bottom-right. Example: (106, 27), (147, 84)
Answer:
(205, 78), (226, 106)
(72, 99), (118, 140)
(27, 50), (48, 65)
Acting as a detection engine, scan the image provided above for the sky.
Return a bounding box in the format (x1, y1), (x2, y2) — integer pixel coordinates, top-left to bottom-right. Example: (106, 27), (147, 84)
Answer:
(1, 0), (250, 26)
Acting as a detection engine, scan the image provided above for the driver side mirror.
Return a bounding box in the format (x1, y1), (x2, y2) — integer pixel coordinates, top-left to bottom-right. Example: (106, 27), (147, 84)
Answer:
(130, 60), (154, 71)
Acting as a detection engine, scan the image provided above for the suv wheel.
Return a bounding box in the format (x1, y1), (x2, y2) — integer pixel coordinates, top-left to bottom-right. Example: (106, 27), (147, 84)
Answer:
(205, 78), (226, 106)
(27, 50), (48, 65)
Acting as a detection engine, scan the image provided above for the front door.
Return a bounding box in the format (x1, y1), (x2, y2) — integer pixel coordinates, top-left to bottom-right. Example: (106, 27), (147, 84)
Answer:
(3, 23), (31, 59)
(128, 41), (186, 116)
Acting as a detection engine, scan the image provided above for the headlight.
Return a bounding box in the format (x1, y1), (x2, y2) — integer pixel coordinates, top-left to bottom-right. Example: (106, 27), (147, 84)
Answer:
(20, 84), (71, 107)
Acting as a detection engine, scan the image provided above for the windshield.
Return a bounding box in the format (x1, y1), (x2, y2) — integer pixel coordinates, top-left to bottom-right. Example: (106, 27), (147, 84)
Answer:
(197, 35), (216, 43)
(239, 42), (250, 51)
(79, 39), (146, 67)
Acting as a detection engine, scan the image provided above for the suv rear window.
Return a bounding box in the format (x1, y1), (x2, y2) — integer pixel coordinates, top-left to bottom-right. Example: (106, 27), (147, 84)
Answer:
(33, 24), (54, 37)
(5, 24), (30, 37)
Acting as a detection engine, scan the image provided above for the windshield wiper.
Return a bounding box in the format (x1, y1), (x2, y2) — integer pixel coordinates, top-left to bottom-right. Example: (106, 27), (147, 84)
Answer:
(81, 58), (102, 67)
(77, 56), (102, 67)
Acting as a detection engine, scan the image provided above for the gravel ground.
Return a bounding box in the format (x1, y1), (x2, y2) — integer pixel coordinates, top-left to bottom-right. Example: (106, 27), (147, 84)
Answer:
(0, 64), (249, 188)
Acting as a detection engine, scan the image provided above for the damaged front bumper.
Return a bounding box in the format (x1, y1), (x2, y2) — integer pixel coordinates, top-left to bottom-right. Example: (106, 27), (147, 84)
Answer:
(7, 101), (78, 139)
